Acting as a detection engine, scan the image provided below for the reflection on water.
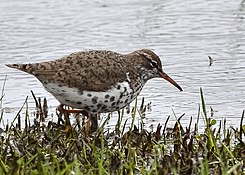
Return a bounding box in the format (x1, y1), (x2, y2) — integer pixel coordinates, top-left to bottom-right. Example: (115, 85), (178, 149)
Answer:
(0, 0), (245, 128)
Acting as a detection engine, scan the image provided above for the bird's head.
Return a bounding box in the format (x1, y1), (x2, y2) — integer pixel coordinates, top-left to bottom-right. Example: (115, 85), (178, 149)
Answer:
(134, 49), (182, 91)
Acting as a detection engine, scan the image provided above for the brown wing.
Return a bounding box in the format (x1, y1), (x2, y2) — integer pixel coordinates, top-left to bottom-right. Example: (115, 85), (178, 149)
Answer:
(15, 50), (129, 92)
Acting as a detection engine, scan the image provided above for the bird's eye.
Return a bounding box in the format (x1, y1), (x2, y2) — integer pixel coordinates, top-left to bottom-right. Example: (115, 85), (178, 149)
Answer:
(150, 60), (158, 68)
(141, 53), (158, 68)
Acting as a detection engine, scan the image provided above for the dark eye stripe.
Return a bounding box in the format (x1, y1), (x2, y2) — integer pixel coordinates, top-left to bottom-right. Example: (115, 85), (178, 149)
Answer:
(142, 54), (158, 68)
(150, 60), (158, 68)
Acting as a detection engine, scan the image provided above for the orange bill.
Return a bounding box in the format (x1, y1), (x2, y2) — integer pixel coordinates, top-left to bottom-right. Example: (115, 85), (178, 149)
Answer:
(159, 71), (183, 91)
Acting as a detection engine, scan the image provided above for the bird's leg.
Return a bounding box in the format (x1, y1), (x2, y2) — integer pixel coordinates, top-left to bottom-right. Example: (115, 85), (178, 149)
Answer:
(84, 114), (98, 134)
(89, 114), (98, 132)
(56, 104), (70, 127)
(57, 104), (88, 115)
(57, 104), (98, 134)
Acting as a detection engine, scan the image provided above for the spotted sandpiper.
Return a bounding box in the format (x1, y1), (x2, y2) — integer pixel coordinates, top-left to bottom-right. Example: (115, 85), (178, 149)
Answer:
(6, 49), (182, 129)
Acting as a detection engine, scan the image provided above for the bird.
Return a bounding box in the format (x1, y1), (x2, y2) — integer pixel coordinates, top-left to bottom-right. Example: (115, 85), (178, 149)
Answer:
(6, 49), (182, 129)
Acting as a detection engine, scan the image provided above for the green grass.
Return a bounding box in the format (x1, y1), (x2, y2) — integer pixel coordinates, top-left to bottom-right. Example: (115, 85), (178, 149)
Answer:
(0, 88), (244, 175)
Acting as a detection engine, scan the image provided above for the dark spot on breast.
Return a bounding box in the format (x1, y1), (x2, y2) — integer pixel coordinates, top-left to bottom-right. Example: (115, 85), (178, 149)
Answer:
(116, 106), (120, 110)
(111, 102), (116, 107)
(124, 99), (128, 103)
(65, 99), (70, 102)
(123, 87), (127, 92)
(104, 100), (108, 103)
(105, 94), (110, 99)
(92, 96), (98, 104)
(87, 94), (92, 97)
(119, 93), (123, 99)
(117, 85), (121, 90)
(110, 96), (115, 102)
(77, 101), (82, 104)
(62, 90), (66, 92)
(116, 101), (120, 105)
(101, 105), (107, 110)
(92, 109), (97, 113)
(78, 90), (83, 95)
(84, 106), (90, 111)
(58, 84), (63, 87)
(130, 94), (134, 99)
(97, 104), (102, 108)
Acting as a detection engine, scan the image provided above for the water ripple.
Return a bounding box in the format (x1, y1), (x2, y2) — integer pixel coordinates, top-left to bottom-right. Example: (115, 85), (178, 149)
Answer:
(0, 0), (244, 128)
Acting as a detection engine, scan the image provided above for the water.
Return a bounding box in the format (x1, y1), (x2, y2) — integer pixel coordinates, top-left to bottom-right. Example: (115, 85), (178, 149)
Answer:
(0, 0), (245, 128)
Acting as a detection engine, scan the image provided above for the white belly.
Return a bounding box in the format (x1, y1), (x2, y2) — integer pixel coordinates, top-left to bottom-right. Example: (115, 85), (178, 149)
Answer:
(43, 81), (144, 114)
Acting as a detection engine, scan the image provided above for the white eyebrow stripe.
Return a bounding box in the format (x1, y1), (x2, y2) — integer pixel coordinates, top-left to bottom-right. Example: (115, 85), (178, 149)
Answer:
(142, 52), (159, 69)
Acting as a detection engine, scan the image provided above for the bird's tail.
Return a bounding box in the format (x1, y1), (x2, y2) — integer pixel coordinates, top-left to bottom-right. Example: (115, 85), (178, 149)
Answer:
(6, 63), (33, 74)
